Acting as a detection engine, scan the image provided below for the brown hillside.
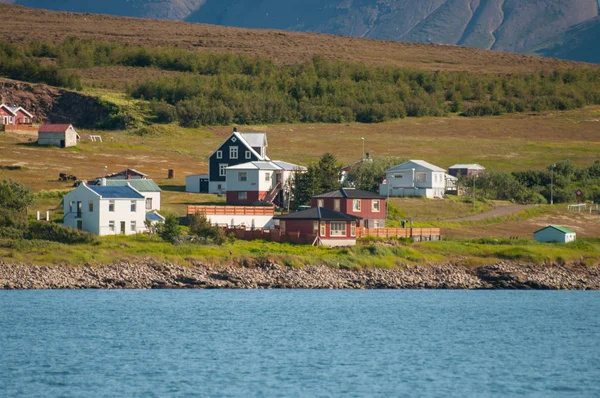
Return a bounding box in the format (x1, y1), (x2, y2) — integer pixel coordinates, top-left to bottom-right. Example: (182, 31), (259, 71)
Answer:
(0, 4), (593, 73)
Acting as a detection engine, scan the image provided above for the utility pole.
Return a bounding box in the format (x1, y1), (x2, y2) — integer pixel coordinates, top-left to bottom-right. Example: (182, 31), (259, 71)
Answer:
(550, 164), (555, 205)
(472, 175), (476, 210)
(361, 137), (365, 159)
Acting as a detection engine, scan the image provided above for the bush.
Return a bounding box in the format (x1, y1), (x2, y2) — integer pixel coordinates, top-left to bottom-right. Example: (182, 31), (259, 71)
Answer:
(156, 215), (181, 243)
(188, 212), (225, 245)
(28, 222), (96, 244)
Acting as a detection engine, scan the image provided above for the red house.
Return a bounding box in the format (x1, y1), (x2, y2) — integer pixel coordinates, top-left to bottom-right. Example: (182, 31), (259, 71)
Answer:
(311, 188), (386, 228)
(274, 207), (362, 247)
(0, 104), (33, 126)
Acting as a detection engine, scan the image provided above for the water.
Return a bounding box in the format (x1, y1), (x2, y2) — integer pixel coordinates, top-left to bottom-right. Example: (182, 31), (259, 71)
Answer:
(1, 291), (599, 397)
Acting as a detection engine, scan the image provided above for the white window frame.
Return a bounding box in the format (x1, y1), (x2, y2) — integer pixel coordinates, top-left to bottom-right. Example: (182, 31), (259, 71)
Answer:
(216, 150), (223, 159)
(219, 164), (228, 177)
(350, 222), (356, 237)
(145, 197), (153, 210)
(353, 199), (361, 212)
(416, 172), (427, 183)
(238, 172), (248, 182)
(372, 200), (380, 212)
(264, 172), (270, 182)
(394, 173), (403, 179)
(245, 150), (252, 160)
(130, 200), (137, 212)
(313, 221), (318, 235)
(109, 221), (115, 232)
(330, 222), (346, 237)
(320, 222), (326, 237)
(317, 199), (324, 208)
(230, 146), (238, 159)
(109, 200), (115, 212)
(333, 199), (340, 212)
(130, 221), (136, 232)
(88, 200), (94, 212)
(238, 191), (248, 201)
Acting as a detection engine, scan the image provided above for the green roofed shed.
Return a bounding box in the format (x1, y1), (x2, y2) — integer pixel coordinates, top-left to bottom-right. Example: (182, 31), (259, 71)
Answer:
(534, 225), (576, 243)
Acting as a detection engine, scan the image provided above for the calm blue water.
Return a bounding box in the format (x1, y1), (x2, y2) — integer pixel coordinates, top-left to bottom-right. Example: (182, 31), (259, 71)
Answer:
(1, 291), (599, 397)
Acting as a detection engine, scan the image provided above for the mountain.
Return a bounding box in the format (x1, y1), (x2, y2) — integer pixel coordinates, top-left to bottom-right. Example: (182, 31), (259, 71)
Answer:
(1, 0), (598, 60)
(534, 17), (600, 63)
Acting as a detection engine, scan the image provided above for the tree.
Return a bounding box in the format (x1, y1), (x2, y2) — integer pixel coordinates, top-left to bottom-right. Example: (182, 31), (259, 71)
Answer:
(315, 153), (341, 193)
(189, 212), (225, 245)
(345, 157), (406, 193)
(0, 179), (34, 231)
(156, 215), (181, 243)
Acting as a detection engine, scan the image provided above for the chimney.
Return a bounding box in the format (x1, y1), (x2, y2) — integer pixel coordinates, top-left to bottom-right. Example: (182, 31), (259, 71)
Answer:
(233, 127), (238, 132)
(100, 178), (107, 186)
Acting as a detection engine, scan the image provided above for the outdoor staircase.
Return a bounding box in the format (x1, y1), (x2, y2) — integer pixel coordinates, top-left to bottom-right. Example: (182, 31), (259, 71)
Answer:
(264, 182), (282, 205)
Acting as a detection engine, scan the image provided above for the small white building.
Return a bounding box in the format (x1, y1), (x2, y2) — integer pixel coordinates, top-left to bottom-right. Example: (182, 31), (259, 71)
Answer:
(186, 174), (209, 194)
(63, 181), (146, 236)
(102, 179), (162, 211)
(534, 225), (576, 243)
(38, 124), (80, 148)
(379, 160), (447, 199)
(225, 160), (307, 207)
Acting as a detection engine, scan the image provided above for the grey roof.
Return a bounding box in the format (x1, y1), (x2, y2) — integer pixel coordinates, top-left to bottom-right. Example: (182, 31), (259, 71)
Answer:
(88, 185), (144, 199)
(449, 164), (485, 170)
(103, 179), (162, 192)
(387, 160), (446, 173)
(227, 160), (306, 171)
(313, 187), (384, 199)
(240, 132), (267, 148)
(146, 212), (165, 222)
(275, 207), (363, 221)
(271, 160), (307, 171)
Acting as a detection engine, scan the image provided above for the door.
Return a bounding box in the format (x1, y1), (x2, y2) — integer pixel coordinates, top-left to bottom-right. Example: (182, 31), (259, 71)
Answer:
(199, 179), (209, 193)
(60, 140), (66, 148)
(76, 220), (83, 230)
(120, 221), (126, 234)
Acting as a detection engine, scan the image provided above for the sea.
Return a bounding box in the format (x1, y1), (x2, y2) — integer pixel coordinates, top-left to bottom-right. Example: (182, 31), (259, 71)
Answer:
(1, 290), (599, 397)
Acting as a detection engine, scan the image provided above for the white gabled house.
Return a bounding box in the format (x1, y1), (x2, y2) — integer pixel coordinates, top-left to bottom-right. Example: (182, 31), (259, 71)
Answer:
(225, 160), (307, 207)
(379, 160), (447, 199)
(63, 181), (146, 236)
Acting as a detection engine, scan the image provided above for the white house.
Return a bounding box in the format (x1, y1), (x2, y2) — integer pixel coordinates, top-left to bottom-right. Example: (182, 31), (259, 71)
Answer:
(38, 124), (80, 148)
(102, 179), (162, 211)
(63, 181), (146, 236)
(379, 160), (447, 199)
(225, 160), (307, 207)
(534, 225), (576, 243)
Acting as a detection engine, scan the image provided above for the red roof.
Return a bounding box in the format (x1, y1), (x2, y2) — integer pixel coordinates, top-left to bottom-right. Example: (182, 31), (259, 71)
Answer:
(38, 124), (73, 133)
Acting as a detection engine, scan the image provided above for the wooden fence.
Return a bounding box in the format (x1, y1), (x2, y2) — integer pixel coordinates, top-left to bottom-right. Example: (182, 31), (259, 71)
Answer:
(358, 227), (441, 241)
(223, 226), (317, 245)
(3, 124), (39, 134)
(187, 205), (274, 216)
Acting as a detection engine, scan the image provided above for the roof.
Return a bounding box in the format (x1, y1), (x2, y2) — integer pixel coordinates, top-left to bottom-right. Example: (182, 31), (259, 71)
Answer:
(146, 211), (165, 222)
(104, 179), (161, 192)
(0, 104), (16, 116)
(274, 207), (363, 221)
(186, 174), (209, 178)
(38, 124), (74, 133)
(240, 132), (268, 148)
(105, 168), (148, 178)
(226, 160), (307, 171)
(534, 225), (576, 235)
(387, 160), (446, 173)
(88, 185), (144, 199)
(7, 106), (33, 118)
(445, 174), (458, 181)
(449, 164), (486, 170)
(313, 187), (384, 199)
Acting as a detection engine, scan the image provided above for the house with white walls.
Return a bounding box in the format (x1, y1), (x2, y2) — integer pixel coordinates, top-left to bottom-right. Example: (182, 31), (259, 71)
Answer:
(379, 160), (447, 199)
(101, 179), (162, 211)
(225, 160), (307, 207)
(63, 181), (146, 236)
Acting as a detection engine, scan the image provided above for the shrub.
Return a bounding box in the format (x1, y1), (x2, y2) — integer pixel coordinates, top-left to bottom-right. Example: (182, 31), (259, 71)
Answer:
(28, 222), (96, 244)
(156, 215), (181, 243)
(188, 212), (225, 245)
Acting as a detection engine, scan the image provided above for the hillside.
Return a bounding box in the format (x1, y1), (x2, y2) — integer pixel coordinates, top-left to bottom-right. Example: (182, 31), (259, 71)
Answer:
(535, 17), (600, 64)
(0, 4), (589, 74)
(2, 0), (598, 59)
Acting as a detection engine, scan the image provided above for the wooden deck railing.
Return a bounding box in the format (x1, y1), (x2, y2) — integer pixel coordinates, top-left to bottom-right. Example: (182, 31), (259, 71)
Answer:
(187, 205), (275, 216)
(357, 227), (441, 238)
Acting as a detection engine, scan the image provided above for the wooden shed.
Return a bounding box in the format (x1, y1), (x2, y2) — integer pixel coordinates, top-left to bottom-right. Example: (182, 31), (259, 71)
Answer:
(38, 124), (79, 148)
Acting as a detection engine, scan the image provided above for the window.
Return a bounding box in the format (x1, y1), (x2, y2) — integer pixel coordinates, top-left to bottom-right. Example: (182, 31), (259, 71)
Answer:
(88, 200), (94, 212)
(69, 200), (74, 213)
(245, 150), (251, 159)
(333, 199), (340, 212)
(109, 200), (115, 212)
(372, 200), (380, 212)
(320, 222), (326, 237)
(416, 172), (427, 183)
(130, 221), (136, 232)
(76, 201), (82, 218)
(76, 220), (83, 230)
(23, 117), (29, 124)
(351, 222), (356, 237)
(394, 173), (403, 179)
(317, 199), (324, 208)
(313, 221), (318, 235)
(145, 198), (153, 210)
(109, 221), (115, 232)
(280, 220), (286, 233)
(353, 199), (361, 212)
(130, 200), (136, 212)
(216, 150), (223, 159)
(264, 172), (270, 182)
(330, 222), (346, 237)
(238, 172), (248, 182)
(219, 164), (228, 177)
(238, 192), (247, 201)
(230, 146), (238, 159)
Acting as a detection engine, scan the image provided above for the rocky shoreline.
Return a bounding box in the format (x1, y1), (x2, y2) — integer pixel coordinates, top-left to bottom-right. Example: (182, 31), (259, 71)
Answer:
(1, 260), (600, 290)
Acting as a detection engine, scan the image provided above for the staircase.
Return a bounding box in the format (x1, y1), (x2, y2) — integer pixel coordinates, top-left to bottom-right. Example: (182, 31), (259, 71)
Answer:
(264, 182), (282, 205)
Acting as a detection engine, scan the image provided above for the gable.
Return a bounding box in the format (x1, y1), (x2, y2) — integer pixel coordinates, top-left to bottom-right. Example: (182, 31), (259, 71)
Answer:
(209, 133), (263, 161)
(388, 160), (445, 173)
